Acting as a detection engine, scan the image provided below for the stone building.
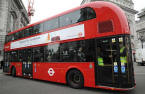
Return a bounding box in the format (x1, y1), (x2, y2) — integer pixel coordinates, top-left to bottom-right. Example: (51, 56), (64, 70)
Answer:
(136, 8), (145, 48)
(0, 0), (29, 61)
(81, 0), (138, 49)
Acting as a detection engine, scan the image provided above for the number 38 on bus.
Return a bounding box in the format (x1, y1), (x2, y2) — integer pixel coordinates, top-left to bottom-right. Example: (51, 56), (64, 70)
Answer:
(3, 1), (135, 91)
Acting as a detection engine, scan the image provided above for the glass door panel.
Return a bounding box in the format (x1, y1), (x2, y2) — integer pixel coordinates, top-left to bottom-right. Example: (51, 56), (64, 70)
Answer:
(96, 37), (120, 86)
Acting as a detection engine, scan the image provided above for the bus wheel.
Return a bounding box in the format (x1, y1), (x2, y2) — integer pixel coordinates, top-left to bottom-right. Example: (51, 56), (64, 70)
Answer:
(11, 67), (16, 77)
(66, 69), (84, 89)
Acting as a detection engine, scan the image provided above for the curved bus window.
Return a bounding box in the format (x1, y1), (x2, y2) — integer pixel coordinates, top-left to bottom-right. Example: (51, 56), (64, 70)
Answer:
(86, 7), (96, 20)
(60, 7), (96, 27)
(19, 30), (24, 39)
(78, 7), (96, 22)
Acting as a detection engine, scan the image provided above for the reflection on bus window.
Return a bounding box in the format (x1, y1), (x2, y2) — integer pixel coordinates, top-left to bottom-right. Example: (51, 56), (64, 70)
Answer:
(44, 18), (59, 32)
(4, 39), (95, 63)
(33, 47), (44, 62)
(77, 47), (86, 62)
(44, 44), (60, 62)
(60, 7), (96, 27)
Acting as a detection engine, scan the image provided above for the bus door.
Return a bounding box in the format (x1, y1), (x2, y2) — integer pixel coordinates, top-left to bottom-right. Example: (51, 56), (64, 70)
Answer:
(96, 37), (120, 87)
(22, 49), (33, 77)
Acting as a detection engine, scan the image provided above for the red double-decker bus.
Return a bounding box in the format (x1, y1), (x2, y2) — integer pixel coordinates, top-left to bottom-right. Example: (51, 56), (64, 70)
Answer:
(3, 1), (135, 91)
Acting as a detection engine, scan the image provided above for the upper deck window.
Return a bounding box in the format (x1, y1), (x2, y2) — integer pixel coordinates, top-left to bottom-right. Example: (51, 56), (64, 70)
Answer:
(98, 20), (113, 33)
(5, 7), (96, 43)
(78, 7), (96, 22)
(86, 7), (96, 20)
(32, 24), (44, 34)
(60, 7), (96, 27)
(18, 30), (24, 39)
(24, 28), (30, 37)
(44, 18), (59, 32)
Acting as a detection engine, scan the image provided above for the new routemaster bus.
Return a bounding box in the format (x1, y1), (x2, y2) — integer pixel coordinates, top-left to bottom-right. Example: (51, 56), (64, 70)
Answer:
(3, 1), (135, 91)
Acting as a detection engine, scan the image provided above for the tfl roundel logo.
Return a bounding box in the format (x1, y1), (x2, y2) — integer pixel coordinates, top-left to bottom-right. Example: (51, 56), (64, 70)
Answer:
(48, 68), (55, 76)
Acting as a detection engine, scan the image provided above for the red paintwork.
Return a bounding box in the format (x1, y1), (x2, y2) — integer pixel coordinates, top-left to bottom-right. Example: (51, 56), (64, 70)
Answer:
(4, 42), (11, 51)
(33, 62), (95, 88)
(95, 85), (135, 91)
(10, 62), (22, 77)
(4, 1), (134, 91)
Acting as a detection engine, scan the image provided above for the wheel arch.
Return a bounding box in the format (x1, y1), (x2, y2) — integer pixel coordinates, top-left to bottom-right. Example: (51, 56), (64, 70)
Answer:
(65, 67), (84, 85)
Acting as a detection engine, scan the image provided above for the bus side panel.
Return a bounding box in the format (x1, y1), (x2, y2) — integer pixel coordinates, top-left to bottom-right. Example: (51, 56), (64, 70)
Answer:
(65, 62), (96, 88)
(10, 62), (22, 76)
(33, 62), (95, 88)
(84, 19), (97, 39)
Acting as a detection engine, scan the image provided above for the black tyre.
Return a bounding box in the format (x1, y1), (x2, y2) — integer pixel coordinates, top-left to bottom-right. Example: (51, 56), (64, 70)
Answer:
(66, 69), (84, 89)
(11, 67), (16, 77)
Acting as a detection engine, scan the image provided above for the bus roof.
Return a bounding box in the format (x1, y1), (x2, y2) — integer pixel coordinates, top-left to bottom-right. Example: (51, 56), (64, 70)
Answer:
(8, 1), (128, 35)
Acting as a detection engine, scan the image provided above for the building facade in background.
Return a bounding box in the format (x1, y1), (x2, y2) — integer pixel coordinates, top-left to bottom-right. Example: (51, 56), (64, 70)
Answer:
(136, 9), (145, 48)
(0, 0), (29, 61)
(81, 0), (138, 50)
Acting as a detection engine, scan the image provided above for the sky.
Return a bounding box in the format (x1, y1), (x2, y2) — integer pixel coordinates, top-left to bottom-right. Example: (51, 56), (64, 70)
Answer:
(22, 0), (145, 24)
